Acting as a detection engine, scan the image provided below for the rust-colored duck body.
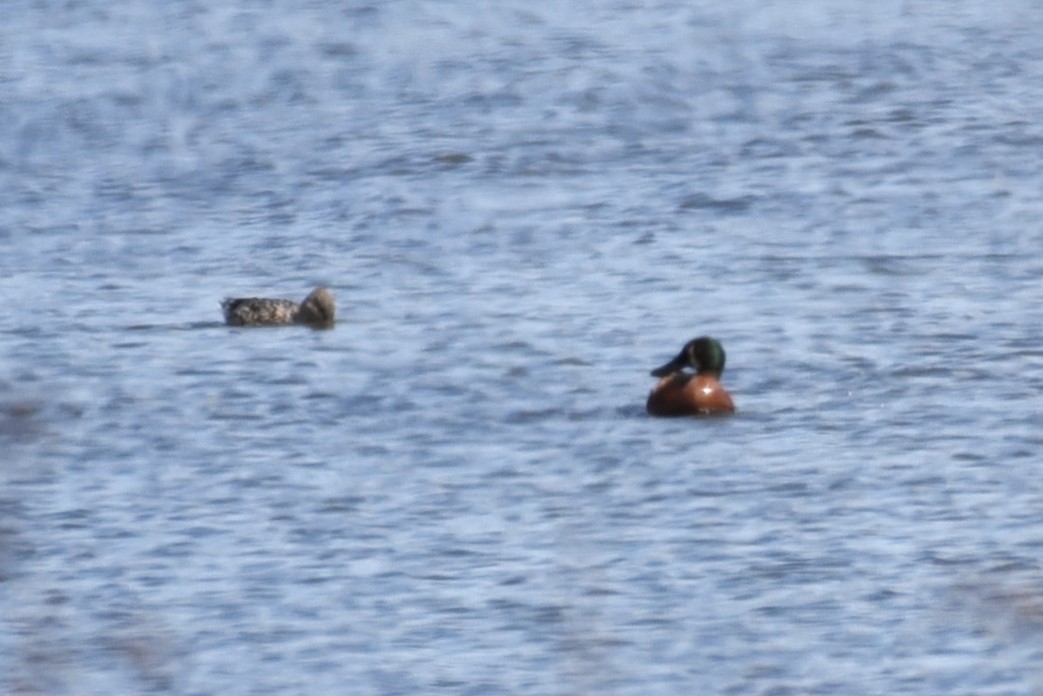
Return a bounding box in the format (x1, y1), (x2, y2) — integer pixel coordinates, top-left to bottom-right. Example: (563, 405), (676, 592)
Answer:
(646, 337), (735, 416)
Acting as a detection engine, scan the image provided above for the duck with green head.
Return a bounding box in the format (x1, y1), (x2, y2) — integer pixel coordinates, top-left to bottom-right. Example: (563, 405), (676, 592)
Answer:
(647, 336), (735, 416)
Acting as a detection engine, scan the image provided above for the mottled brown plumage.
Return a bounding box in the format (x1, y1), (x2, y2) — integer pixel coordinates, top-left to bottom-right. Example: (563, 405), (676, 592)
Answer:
(222, 286), (335, 328)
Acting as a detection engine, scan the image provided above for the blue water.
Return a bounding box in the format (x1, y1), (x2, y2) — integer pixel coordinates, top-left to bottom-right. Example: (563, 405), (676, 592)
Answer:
(3, 1), (1043, 694)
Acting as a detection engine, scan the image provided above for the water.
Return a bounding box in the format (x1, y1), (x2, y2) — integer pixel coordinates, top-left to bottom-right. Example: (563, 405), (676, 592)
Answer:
(3, 1), (1043, 693)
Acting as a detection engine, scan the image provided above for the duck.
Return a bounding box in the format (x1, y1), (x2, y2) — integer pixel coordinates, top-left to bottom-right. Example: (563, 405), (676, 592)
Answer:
(646, 336), (735, 416)
(221, 286), (335, 328)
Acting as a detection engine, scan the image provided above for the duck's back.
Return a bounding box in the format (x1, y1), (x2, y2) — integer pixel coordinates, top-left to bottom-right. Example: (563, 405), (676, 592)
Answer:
(222, 297), (299, 326)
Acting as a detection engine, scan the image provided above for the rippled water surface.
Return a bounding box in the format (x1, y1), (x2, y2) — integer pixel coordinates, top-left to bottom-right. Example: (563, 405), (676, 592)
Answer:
(4, 1), (1043, 694)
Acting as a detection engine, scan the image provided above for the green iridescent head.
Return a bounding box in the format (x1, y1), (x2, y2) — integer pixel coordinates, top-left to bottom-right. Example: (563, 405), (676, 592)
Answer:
(650, 337), (726, 378)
